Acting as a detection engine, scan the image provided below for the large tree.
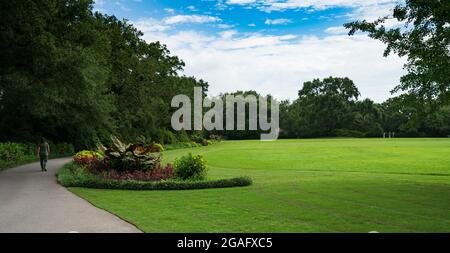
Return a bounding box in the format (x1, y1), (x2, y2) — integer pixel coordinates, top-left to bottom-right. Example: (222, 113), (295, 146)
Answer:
(345, 0), (450, 105)
(0, 0), (209, 147)
(293, 77), (360, 137)
(0, 0), (114, 147)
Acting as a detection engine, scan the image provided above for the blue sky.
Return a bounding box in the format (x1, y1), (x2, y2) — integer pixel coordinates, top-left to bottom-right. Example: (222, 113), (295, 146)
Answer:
(94, 0), (405, 102)
(95, 0), (353, 37)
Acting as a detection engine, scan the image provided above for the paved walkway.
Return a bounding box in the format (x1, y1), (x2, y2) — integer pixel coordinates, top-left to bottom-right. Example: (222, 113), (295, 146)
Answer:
(0, 158), (141, 233)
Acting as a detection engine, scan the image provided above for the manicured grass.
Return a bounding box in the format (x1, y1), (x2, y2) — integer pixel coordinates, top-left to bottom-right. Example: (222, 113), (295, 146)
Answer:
(70, 138), (450, 232)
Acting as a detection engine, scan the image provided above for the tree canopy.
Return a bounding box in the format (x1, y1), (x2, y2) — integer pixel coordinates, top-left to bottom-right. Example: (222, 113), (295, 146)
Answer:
(0, 0), (207, 147)
(345, 0), (450, 105)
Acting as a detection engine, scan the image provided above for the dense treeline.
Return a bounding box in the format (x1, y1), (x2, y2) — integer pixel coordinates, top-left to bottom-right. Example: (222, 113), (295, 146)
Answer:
(278, 77), (450, 139)
(216, 77), (449, 140)
(0, 0), (207, 148)
(0, 0), (449, 148)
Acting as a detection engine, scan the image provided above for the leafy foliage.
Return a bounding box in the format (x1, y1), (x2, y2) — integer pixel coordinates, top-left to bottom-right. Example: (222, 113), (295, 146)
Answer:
(174, 153), (208, 180)
(279, 76), (450, 138)
(0, 142), (74, 162)
(0, 143), (25, 162)
(103, 136), (161, 172)
(149, 143), (165, 153)
(345, 0), (450, 103)
(73, 150), (103, 172)
(72, 138), (174, 181)
(0, 0), (208, 148)
(74, 150), (103, 159)
(0, 141), (74, 171)
(52, 143), (75, 157)
(344, 0), (450, 120)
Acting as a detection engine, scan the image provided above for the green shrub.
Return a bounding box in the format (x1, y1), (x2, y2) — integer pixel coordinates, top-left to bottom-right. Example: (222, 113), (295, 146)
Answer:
(22, 143), (37, 156)
(0, 142), (25, 161)
(189, 141), (200, 148)
(176, 130), (191, 143)
(164, 142), (201, 151)
(150, 143), (164, 152)
(74, 150), (103, 158)
(190, 131), (205, 143)
(0, 142), (37, 171)
(52, 143), (75, 156)
(174, 153), (207, 180)
(57, 162), (252, 191)
(157, 129), (177, 144)
(201, 139), (213, 146)
(0, 142), (74, 171)
(334, 129), (365, 138)
(209, 134), (222, 142)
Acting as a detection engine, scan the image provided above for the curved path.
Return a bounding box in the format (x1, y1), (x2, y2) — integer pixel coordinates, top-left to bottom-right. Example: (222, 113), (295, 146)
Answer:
(0, 158), (141, 233)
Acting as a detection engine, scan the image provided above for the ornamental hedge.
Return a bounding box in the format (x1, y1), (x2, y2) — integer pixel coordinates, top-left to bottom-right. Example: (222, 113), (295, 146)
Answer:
(57, 162), (252, 191)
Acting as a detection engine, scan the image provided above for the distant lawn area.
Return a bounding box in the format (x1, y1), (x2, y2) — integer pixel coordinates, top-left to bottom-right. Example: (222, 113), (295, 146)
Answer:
(70, 139), (450, 232)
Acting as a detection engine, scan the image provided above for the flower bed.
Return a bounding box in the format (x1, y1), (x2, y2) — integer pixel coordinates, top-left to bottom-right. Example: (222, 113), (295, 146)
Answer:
(59, 136), (252, 190)
(57, 162), (252, 191)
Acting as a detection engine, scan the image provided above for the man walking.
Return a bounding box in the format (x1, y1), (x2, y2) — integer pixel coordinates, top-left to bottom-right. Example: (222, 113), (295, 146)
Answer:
(37, 138), (50, 172)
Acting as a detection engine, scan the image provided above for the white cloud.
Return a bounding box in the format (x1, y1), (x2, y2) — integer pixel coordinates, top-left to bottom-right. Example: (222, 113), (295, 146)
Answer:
(224, 0), (404, 26)
(265, 18), (292, 25)
(279, 34), (297, 40)
(163, 15), (222, 25)
(135, 24), (406, 102)
(225, 0), (400, 12)
(93, 0), (107, 13)
(164, 8), (175, 14)
(324, 26), (349, 35)
(187, 5), (198, 12)
(219, 30), (238, 39)
(134, 18), (170, 32)
(248, 23), (257, 27)
(345, 2), (405, 29)
(346, 1), (399, 21)
(226, 0), (257, 4)
(94, 0), (105, 6)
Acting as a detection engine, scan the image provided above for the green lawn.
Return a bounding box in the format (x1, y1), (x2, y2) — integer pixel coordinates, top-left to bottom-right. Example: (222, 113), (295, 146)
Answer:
(70, 138), (450, 232)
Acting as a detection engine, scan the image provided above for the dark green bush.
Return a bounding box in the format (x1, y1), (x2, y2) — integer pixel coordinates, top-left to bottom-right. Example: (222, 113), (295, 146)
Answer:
(157, 129), (177, 144)
(164, 142), (201, 151)
(174, 153), (207, 180)
(176, 130), (192, 143)
(57, 163), (252, 191)
(52, 143), (75, 156)
(150, 143), (164, 152)
(209, 134), (222, 142)
(0, 142), (74, 171)
(190, 131), (205, 143)
(0, 142), (35, 171)
(0, 142), (26, 161)
(334, 129), (365, 138)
